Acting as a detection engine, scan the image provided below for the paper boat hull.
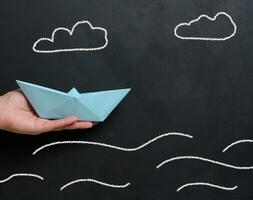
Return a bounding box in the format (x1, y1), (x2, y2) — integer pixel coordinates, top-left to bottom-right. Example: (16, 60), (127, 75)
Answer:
(16, 80), (130, 122)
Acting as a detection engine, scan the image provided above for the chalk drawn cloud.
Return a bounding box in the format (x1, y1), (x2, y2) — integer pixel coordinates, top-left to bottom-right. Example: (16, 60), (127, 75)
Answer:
(33, 20), (108, 53)
(174, 12), (237, 41)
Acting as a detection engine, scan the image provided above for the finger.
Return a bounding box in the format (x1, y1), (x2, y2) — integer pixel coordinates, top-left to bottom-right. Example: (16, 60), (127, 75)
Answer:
(36, 116), (78, 134)
(54, 121), (97, 131)
(62, 121), (94, 130)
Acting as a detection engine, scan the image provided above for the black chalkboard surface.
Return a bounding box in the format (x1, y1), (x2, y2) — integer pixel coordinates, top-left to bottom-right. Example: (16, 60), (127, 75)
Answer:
(1, 0), (253, 199)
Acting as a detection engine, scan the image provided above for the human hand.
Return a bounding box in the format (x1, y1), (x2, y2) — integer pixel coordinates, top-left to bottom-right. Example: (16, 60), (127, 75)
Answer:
(0, 90), (95, 135)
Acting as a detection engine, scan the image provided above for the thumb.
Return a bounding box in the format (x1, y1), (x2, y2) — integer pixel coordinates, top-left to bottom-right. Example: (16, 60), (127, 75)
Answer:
(36, 116), (78, 134)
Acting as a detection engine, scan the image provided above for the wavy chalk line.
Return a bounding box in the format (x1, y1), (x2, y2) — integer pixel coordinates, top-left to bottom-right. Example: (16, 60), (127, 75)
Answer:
(0, 173), (44, 183)
(156, 156), (253, 170)
(223, 139), (253, 152)
(177, 182), (238, 192)
(60, 178), (130, 191)
(33, 132), (193, 155)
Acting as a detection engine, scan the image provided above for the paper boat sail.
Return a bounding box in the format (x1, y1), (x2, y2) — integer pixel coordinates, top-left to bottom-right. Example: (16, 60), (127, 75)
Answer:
(16, 80), (131, 122)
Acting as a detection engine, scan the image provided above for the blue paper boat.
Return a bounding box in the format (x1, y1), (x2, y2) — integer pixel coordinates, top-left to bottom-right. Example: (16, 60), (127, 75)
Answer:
(16, 80), (131, 122)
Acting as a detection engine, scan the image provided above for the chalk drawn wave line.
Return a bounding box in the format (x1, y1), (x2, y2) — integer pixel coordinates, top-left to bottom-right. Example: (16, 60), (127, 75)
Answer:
(177, 182), (238, 192)
(60, 178), (131, 191)
(33, 132), (193, 155)
(0, 173), (44, 183)
(223, 139), (253, 152)
(156, 156), (253, 170)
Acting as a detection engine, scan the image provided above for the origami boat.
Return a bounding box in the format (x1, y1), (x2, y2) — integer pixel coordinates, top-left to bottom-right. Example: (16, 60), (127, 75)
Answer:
(16, 80), (130, 122)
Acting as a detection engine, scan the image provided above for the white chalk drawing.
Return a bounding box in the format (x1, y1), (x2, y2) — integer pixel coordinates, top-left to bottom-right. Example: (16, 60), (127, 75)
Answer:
(0, 173), (44, 183)
(156, 156), (253, 170)
(33, 132), (193, 155)
(177, 182), (238, 192)
(223, 139), (253, 152)
(174, 12), (237, 41)
(33, 20), (108, 53)
(60, 178), (130, 191)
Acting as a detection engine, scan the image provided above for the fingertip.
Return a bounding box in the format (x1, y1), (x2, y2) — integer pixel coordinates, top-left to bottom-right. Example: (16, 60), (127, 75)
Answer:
(86, 122), (94, 128)
(75, 121), (94, 129)
(76, 121), (94, 129)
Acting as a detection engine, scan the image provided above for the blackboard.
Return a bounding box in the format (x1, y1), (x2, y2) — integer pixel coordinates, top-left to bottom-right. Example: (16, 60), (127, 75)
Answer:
(1, 0), (253, 199)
